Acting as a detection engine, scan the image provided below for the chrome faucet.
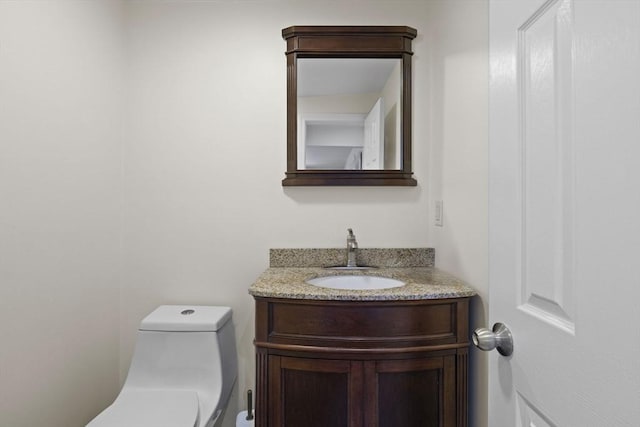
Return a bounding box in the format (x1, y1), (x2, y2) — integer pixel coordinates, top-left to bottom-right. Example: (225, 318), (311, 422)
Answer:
(346, 228), (358, 267)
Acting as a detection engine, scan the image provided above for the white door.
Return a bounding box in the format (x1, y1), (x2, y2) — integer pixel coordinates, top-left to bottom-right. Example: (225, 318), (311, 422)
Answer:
(488, 0), (640, 426)
(362, 97), (384, 169)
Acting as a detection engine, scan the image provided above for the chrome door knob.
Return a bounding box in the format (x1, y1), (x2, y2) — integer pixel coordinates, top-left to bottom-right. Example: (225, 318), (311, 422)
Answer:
(473, 322), (514, 356)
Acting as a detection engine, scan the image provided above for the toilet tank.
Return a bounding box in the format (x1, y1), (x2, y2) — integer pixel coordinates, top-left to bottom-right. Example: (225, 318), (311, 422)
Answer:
(124, 306), (238, 426)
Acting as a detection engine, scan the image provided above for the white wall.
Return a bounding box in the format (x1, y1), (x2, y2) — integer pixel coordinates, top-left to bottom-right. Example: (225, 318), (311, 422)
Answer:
(427, 2), (489, 427)
(123, 1), (432, 425)
(0, 1), (124, 426)
(299, 93), (380, 115)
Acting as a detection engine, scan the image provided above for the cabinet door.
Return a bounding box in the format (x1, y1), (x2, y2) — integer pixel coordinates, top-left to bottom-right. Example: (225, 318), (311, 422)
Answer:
(364, 356), (456, 427)
(268, 356), (363, 427)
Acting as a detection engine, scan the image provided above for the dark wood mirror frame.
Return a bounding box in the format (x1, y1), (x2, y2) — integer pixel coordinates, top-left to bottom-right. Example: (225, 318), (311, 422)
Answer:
(282, 26), (418, 186)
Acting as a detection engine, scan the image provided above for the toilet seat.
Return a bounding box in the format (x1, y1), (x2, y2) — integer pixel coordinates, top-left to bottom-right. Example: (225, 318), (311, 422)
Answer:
(87, 389), (199, 427)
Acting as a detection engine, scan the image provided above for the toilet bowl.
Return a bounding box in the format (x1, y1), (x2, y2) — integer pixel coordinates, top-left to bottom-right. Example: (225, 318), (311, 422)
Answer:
(87, 305), (238, 427)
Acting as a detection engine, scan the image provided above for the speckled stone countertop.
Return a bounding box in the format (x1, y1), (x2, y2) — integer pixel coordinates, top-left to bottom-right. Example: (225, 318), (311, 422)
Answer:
(269, 248), (435, 268)
(249, 249), (476, 301)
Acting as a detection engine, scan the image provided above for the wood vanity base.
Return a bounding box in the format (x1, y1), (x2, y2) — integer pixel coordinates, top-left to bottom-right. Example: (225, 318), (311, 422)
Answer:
(253, 297), (470, 427)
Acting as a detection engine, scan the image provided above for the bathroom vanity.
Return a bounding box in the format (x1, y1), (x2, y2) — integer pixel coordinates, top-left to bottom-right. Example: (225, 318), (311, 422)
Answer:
(249, 249), (476, 427)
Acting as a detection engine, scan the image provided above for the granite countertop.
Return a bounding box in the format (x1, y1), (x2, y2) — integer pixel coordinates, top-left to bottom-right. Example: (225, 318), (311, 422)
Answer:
(249, 266), (477, 301)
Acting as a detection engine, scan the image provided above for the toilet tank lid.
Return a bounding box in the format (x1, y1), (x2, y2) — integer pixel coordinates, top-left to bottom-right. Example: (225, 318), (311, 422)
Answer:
(139, 305), (232, 332)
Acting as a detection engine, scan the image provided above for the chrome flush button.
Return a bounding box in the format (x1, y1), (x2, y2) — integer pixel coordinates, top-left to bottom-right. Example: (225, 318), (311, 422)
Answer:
(181, 309), (195, 315)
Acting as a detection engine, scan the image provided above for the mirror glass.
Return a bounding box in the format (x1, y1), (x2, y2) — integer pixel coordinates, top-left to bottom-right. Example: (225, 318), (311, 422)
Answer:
(297, 58), (402, 170)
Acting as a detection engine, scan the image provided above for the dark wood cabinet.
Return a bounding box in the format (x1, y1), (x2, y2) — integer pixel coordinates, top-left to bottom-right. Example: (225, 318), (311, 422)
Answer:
(254, 297), (470, 427)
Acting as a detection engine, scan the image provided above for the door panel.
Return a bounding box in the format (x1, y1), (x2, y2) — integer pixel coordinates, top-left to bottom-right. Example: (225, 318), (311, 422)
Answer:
(363, 97), (384, 169)
(489, 0), (640, 425)
(518, 0), (576, 334)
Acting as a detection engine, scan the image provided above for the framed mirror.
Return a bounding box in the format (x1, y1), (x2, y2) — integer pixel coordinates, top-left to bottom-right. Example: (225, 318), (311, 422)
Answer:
(282, 26), (418, 186)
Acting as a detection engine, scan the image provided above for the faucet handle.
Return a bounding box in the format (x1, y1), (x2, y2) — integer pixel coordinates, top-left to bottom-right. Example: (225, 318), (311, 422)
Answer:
(346, 228), (358, 267)
(347, 229), (357, 250)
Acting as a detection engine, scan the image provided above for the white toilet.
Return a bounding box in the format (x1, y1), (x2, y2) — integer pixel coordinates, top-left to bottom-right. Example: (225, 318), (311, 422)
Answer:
(87, 305), (238, 427)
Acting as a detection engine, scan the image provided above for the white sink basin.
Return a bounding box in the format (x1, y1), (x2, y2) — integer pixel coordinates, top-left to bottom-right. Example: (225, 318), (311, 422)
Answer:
(306, 275), (405, 290)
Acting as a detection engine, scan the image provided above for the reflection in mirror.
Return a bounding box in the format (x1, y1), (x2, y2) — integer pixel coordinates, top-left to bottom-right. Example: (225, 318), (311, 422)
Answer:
(297, 58), (402, 170)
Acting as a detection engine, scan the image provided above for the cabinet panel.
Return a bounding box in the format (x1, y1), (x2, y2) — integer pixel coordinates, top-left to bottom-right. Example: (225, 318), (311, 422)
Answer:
(270, 356), (363, 427)
(267, 299), (460, 348)
(364, 356), (456, 427)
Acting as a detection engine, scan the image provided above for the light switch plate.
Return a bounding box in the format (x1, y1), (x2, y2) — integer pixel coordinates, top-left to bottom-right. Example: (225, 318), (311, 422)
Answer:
(435, 200), (443, 227)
